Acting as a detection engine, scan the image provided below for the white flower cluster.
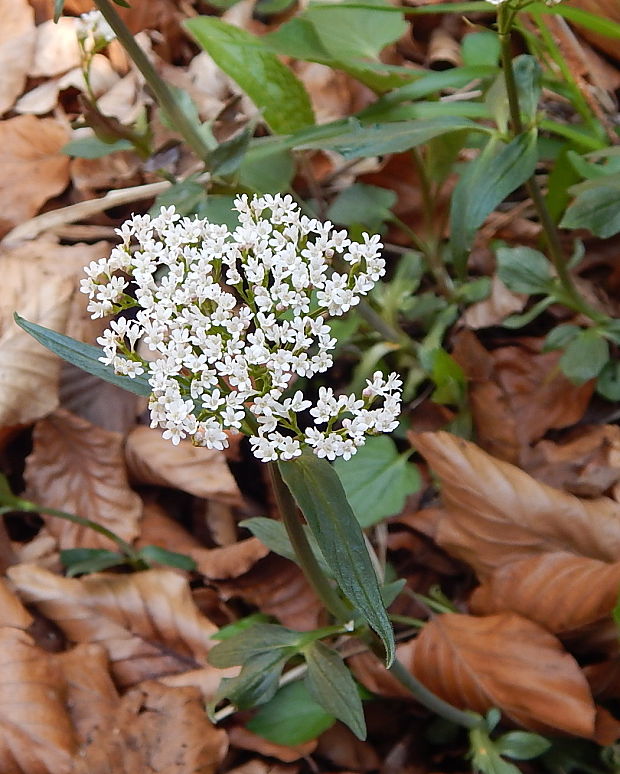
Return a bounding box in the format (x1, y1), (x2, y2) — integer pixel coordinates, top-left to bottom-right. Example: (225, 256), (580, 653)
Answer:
(76, 10), (116, 50)
(81, 194), (402, 462)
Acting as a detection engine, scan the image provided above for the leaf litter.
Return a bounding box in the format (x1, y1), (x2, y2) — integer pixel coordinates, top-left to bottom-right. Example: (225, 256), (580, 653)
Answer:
(1, 0), (620, 771)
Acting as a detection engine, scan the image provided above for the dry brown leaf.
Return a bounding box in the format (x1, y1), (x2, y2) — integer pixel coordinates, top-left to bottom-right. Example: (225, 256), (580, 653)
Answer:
(0, 628), (76, 774)
(461, 275), (526, 330)
(8, 564), (218, 687)
(0, 116), (70, 236)
(29, 17), (81, 77)
(225, 762), (299, 774)
(584, 659), (620, 700)
(315, 724), (381, 771)
(0, 260), (72, 428)
(227, 725), (316, 763)
(0, 578), (32, 629)
(137, 500), (269, 578)
(406, 612), (596, 737)
(470, 552), (620, 636)
(216, 553), (322, 630)
(412, 431), (620, 578)
(126, 425), (241, 505)
(0, 0), (35, 115)
(24, 409), (142, 549)
(451, 332), (593, 464)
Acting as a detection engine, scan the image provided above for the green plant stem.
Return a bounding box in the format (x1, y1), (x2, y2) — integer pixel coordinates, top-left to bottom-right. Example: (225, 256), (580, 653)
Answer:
(497, 6), (606, 324)
(268, 462), (351, 622)
(388, 658), (483, 730)
(3, 498), (146, 566)
(93, 0), (212, 163)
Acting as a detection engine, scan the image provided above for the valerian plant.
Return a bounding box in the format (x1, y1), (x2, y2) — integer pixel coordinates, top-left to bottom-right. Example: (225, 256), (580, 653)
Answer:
(21, 0), (620, 769)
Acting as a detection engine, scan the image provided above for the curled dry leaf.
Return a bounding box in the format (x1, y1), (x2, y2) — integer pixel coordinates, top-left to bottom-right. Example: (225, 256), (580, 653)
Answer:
(8, 564), (218, 687)
(412, 431), (620, 578)
(138, 501), (269, 578)
(451, 332), (593, 465)
(0, 116), (70, 237)
(216, 554), (322, 631)
(126, 425), (241, 505)
(0, 578), (32, 629)
(461, 275), (526, 330)
(0, 628), (76, 774)
(227, 726), (316, 763)
(0, 260), (72, 429)
(470, 552), (620, 636)
(28, 18), (81, 78)
(406, 612), (596, 738)
(0, 0), (35, 116)
(24, 409), (142, 550)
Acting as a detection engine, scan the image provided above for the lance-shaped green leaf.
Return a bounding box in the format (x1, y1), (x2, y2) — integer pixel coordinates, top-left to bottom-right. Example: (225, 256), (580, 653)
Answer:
(184, 17), (314, 135)
(304, 640), (366, 740)
(211, 649), (293, 711)
(278, 451), (395, 666)
(450, 130), (538, 276)
(208, 623), (304, 668)
(14, 315), (151, 397)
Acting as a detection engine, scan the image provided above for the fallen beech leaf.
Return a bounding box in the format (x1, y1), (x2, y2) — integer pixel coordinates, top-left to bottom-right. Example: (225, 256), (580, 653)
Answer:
(29, 18), (81, 77)
(451, 332), (593, 464)
(470, 552), (620, 635)
(0, 270), (72, 428)
(461, 275), (526, 330)
(584, 659), (620, 700)
(216, 554), (322, 631)
(407, 612), (596, 737)
(0, 578), (32, 629)
(315, 723), (381, 771)
(137, 501), (269, 578)
(24, 409), (141, 550)
(227, 725), (316, 763)
(224, 762), (299, 774)
(0, 628), (76, 774)
(8, 564), (218, 687)
(126, 425), (241, 505)
(0, 0), (35, 115)
(412, 432), (620, 578)
(0, 116), (70, 236)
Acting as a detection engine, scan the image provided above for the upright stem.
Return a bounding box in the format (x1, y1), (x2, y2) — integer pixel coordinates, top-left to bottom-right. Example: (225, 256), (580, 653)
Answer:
(497, 6), (605, 323)
(268, 462), (351, 622)
(94, 0), (212, 163)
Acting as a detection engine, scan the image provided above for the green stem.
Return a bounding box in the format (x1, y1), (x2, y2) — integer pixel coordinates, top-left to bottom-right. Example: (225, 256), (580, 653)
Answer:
(388, 658), (483, 730)
(497, 6), (606, 324)
(268, 462), (351, 622)
(93, 0), (212, 163)
(9, 498), (144, 565)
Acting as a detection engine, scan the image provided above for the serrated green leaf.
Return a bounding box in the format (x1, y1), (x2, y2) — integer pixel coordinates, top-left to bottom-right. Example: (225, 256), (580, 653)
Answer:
(15, 315), (152, 397)
(213, 649), (292, 710)
(560, 187), (620, 238)
(184, 17), (314, 134)
(61, 548), (126, 577)
(559, 329), (609, 384)
(297, 116), (485, 158)
(278, 451), (395, 666)
(597, 360), (620, 401)
(208, 623), (303, 668)
(495, 731), (551, 761)
(240, 516), (330, 574)
(138, 545), (196, 571)
(246, 680), (335, 745)
(450, 131), (538, 276)
(208, 125), (253, 176)
(496, 246), (553, 295)
(305, 640), (366, 740)
(62, 137), (134, 159)
(333, 436), (420, 528)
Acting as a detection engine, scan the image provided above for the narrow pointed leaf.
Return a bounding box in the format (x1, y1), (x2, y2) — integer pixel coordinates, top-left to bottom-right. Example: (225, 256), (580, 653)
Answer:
(278, 451), (395, 665)
(15, 314), (151, 397)
(305, 640), (366, 740)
